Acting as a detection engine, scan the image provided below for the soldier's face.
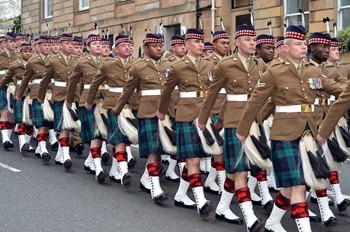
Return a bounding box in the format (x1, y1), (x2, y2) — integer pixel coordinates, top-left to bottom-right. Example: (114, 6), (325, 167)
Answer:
(101, 45), (110, 57)
(214, 38), (230, 57)
(60, 41), (73, 55)
(145, 43), (164, 60)
(16, 39), (26, 46)
(21, 49), (32, 61)
(235, 36), (256, 56)
(311, 43), (330, 62)
(185, 39), (204, 57)
(203, 50), (213, 58)
(0, 41), (5, 49)
(6, 39), (16, 51)
(171, 43), (186, 58)
(256, 43), (275, 63)
(51, 43), (60, 54)
(38, 43), (51, 56)
(276, 45), (287, 59)
(285, 39), (307, 61)
(115, 42), (131, 59)
(328, 46), (340, 62)
(88, 41), (101, 56)
(73, 45), (83, 56)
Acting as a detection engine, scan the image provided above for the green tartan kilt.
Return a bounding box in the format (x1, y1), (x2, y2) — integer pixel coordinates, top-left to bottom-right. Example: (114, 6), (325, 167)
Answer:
(53, 101), (64, 131)
(78, 106), (98, 143)
(176, 121), (206, 160)
(107, 109), (130, 145)
(0, 88), (7, 110)
(13, 100), (23, 123)
(31, 99), (50, 128)
(271, 139), (305, 188)
(138, 117), (163, 158)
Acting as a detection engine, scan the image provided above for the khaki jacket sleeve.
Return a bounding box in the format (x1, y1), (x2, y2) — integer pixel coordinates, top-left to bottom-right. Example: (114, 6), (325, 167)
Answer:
(319, 81), (350, 139)
(158, 65), (179, 115)
(86, 66), (106, 105)
(38, 62), (54, 101)
(323, 77), (345, 97)
(198, 62), (226, 125)
(256, 99), (274, 123)
(113, 67), (140, 115)
(0, 66), (15, 89)
(67, 63), (82, 104)
(16, 62), (33, 99)
(237, 69), (275, 137)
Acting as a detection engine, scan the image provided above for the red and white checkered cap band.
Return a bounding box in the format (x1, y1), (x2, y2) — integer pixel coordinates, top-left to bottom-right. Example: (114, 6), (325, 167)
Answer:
(170, 39), (185, 45)
(115, 37), (131, 45)
(100, 41), (109, 45)
(144, 37), (164, 43)
(73, 41), (83, 46)
(204, 45), (214, 50)
(20, 45), (31, 50)
(213, 33), (229, 41)
(59, 37), (72, 43)
(16, 35), (27, 40)
(256, 38), (275, 46)
(5, 35), (16, 40)
(185, 33), (204, 40)
(284, 31), (306, 40)
(331, 41), (340, 47)
(38, 39), (50, 44)
(86, 36), (100, 44)
(0, 38), (5, 42)
(276, 40), (284, 47)
(308, 38), (331, 45)
(234, 30), (256, 38)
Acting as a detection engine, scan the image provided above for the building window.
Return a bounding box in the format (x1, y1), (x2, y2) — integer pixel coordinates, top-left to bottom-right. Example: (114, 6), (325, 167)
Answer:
(79, 0), (89, 11)
(232, 0), (253, 9)
(44, 0), (53, 19)
(236, 14), (252, 27)
(338, 0), (350, 29)
(284, 0), (309, 32)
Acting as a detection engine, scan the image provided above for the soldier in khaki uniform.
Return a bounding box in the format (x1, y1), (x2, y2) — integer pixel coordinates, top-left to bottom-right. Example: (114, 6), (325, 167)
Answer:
(0, 36), (6, 51)
(16, 35), (52, 163)
(37, 33), (76, 171)
(157, 29), (215, 216)
(113, 33), (169, 204)
(72, 36), (84, 57)
(0, 43), (33, 154)
(86, 34), (133, 188)
(0, 32), (20, 150)
(202, 42), (214, 58)
(50, 36), (60, 55)
(198, 24), (264, 229)
(236, 25), (343, 232)
(66, 34), (109, 183)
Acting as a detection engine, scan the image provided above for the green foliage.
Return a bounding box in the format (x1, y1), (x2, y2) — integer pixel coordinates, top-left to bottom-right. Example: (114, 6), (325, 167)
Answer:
(12, 15), (21, 34)
(337, 26), (350, 53)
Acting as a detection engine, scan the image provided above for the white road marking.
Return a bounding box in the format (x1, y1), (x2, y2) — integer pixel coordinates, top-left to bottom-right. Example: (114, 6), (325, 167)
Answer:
(0, 162), (21, 172)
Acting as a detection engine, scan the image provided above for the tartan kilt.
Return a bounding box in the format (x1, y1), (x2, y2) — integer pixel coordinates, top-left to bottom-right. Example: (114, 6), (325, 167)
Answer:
(107, 109), (130, 145)
(53, 101), (64, 131)
(176, 121), (206, 160)
(78, 106), (97, 143)
(31, 99), (50, 128)
(13, 100), (23, 123)
(138, 117), (163, 158)
(271, 139), (305, 188)
(0, 88), (7, 110)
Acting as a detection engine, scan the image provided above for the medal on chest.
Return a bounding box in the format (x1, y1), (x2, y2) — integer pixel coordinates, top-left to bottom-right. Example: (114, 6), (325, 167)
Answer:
(308, 77), (323, 89)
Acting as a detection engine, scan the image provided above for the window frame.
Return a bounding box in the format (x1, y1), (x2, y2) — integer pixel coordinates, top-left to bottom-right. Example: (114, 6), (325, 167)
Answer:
(44, 0), (53, 19)
(79, 0), (90, 11)
(283, 0), (309, 30)
(232, 0), (253, 9)
(338, 0), (350, 29)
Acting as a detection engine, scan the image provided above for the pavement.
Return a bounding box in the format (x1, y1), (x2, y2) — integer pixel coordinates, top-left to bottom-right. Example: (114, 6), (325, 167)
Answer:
(1, 141), (350, 232)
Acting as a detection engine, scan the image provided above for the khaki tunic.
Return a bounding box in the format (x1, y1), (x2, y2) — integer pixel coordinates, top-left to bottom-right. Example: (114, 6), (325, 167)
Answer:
(0, 58), (27, 96)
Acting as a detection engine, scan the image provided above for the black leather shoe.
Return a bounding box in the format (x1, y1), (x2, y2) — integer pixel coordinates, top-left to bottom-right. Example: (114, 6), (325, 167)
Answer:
(101, 152), (110, 164)
(199, 201), (214, 218)
(76, 143), (84, 156)
(323, 216), (338, 228)
(174, 200), (196, 210)
(166, 176), (180, 183)
(28, 147), (35, 153)
(55, 161), (63, 166)
(64, 159), (72, 171)
(204, 186), (220, 195)
(200, 170), (209, 176)
(154, 192), (168, 204)
(96, 170), (108, 183)
(3, 141), (11, 150)
(84, 165), (96, 175)
(263, 200), (274, 213)
(249, 219), (263, 232)
(121, 172), (132, 188)
(309, 214), (321, 222)
(140, 182), (151, 194)
(215, 213), (244, 224)
(41, 153), (51, 163)
(9, 141), (14, 148)
(128, 158), (137, 169)
(109, 175), (121, 184)
(252, 200), (262, 206)
(337, 198), (350, 212)
(50, 142), (58, 151)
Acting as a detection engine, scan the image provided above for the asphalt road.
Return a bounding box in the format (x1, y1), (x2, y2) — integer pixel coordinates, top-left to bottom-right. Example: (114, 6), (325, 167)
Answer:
(1, 140), (349, 232)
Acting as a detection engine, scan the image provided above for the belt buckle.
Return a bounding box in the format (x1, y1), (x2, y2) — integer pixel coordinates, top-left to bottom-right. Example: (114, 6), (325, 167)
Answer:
(319, 98), (327, 106)
(301, 104), (312, 112)
(196, 90), (207, 98)
(98, 85), (105, 90)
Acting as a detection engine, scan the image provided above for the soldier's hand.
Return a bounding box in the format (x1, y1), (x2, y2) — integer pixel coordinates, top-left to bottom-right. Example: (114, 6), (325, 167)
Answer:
(317, 134), (326, 145)
(198, 123), (206, 131)
(66, 102), (72, 110)
(38, 99), (44, 104)
(236, 132), (246, 144)
(85, 102), (92, 111)
(16, 97), (21, 102)
(156, 111), (165, 121)
(214, 118), (223, 131)
(112, 107), (119, 116)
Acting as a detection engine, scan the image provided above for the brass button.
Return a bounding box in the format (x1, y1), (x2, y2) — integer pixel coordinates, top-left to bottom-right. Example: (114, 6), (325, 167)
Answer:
(249, 88), (252, 91)
(302, 88), (305, 91)
(197, 74), (200, 77)
(124, 70), (127, 73)
(286, 87), (289, 90)
(247, 74), (250, 76)
(304, 96), (308, 99)
(301, 80), (304, 83)
(234, 80), (237, 83)
(157, 72), (160, 75)
(67, 67), (70, 69)
(248, 80), (251, 84)
(200, 85), (202, 88)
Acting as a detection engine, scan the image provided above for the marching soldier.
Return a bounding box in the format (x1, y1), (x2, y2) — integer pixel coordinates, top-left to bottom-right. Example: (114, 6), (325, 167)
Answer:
(16, 35), (52, 163)
(255, 34), (275, 64)
(86, 34), (133, 187)
(157, 29), (215, 216)
(0, 43), (33, 153)
(66, 33), (109, 183)
(202, 42), (214, 58)
(72, 36), (84, 57)
(113, 33), (169, 204)
(50, 36), (60, 55)
(0, 36), (6, 51)
(236, 25), (343, 232)
(37, 33), (76, 171)
(198, 24), (264, 229)
(0, 32), (20, 150)
(275, 36), (287, 61)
